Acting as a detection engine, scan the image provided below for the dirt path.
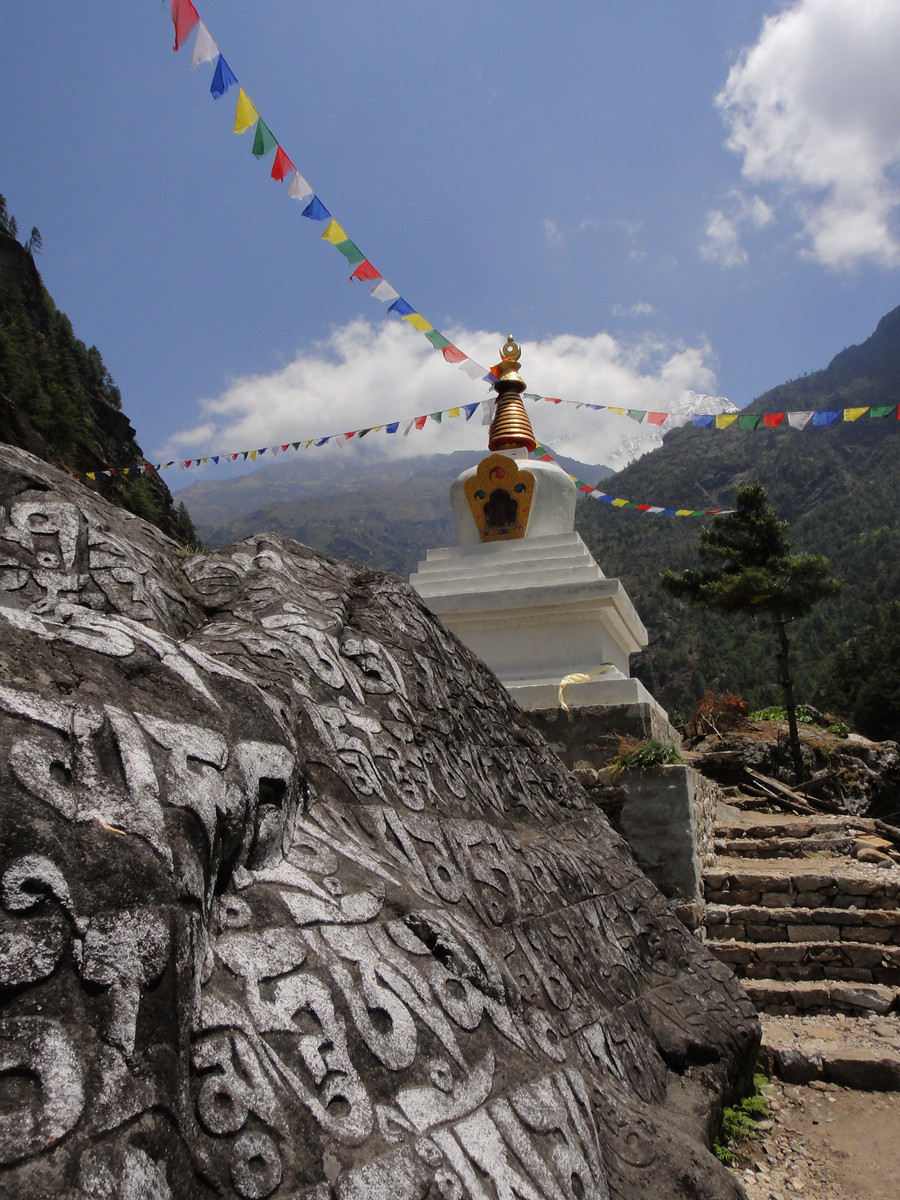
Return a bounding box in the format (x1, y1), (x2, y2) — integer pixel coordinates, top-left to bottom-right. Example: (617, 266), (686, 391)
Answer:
(732, 1078), (900, 1199)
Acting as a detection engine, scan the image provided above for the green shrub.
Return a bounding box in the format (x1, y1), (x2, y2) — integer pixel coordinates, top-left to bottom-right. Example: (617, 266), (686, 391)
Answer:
(610, 738), (683, 777)
(749, 705), (814, 724)
(713, 1072), (771, 1164)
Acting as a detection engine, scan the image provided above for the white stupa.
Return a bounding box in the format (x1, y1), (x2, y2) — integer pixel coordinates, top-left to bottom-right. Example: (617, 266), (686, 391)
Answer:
(410, 338), (666, 716)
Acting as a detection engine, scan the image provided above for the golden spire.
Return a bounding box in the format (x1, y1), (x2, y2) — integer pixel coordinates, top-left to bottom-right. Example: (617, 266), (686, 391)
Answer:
(488, 336), (536, 453)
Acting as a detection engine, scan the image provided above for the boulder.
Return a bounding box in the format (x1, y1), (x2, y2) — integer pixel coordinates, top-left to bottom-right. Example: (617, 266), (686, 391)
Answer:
(0, 445), (759, 1199)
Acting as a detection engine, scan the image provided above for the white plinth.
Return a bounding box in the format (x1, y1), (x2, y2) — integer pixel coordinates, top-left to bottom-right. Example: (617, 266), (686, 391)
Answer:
(410, 531), (666, 716)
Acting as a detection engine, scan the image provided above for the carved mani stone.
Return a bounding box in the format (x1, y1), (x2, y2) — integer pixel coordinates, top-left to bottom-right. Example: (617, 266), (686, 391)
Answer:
(0, 444), (759, 1199)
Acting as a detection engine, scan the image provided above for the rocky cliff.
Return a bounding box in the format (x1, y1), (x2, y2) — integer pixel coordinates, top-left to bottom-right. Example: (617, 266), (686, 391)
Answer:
(0, 443), (758, 1199)
(0, 230), (184, 541)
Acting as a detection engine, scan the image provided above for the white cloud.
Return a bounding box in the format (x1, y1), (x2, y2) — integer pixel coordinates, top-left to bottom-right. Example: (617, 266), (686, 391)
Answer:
(717, 0), (900, 269)
(543, 217), (563, 248)
(701, 210), (747, 268)
(158, 318), (721, 470)
(612, 301), (656, 318)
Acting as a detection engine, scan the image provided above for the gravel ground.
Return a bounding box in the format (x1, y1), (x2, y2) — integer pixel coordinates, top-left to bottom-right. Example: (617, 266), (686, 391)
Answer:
(730, 1077), (900, 1200)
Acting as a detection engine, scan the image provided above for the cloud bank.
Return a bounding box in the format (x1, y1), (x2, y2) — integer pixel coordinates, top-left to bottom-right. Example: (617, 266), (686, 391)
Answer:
(159, 319), (720, 470)
(712, 0), (900, 269)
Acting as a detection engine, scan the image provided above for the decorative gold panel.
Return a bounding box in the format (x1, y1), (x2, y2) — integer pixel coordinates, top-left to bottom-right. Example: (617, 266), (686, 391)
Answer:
(464, 454), (535, 542)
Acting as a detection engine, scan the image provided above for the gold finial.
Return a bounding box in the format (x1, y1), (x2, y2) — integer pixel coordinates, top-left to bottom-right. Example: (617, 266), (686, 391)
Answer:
(488, 334), (536, 453)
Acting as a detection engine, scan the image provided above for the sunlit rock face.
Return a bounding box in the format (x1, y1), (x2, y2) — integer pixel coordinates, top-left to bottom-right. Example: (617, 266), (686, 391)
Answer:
(0, 444), (758, 1200)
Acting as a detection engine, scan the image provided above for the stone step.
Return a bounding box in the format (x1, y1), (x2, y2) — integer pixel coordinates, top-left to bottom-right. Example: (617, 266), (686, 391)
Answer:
(713, 834), (855, 859)
(704, 904), (900, 946)
(704, 864), (900, 910)
(758, 1014), (900, 1090)
(709, 939), (900, 986)
(716, 815), (883, 840)
(741, 978), (900, 1017)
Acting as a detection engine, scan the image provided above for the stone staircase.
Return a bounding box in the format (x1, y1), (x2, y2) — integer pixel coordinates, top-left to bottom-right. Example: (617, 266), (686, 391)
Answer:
(704, 804), (900, 1016)
(702, 800), (900, 1087)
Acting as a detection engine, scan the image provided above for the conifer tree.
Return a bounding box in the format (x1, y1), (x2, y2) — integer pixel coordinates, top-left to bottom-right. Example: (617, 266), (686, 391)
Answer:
(661, 482), (841, 782)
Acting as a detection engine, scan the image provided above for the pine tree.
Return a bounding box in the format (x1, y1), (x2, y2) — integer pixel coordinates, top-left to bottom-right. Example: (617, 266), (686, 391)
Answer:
(661, 482), (841, 781)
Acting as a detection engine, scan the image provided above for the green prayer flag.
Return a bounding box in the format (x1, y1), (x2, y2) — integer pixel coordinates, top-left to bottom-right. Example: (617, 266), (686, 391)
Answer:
(870, 405), (897, 419)
(627, 410), (646, 423)
(251, 119), (278, 160)
(424, 330), (452, 350)
(334, 238), (366, 266)
(739, 414), (761, 430)
(429, 411), (442, 423)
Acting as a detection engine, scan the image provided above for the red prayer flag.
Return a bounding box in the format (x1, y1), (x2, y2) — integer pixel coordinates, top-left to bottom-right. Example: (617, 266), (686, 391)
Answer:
(441, 345), (467, 364)
(546, 397), (562, 405)
(171, 0), (200, 51)
(414, 416), (428, 430)
(271, 146), (295, 182)
(350, 260), (381, 282)
(636, 504), (652, 511)
(763, 413), (785, 427)
(646, 412), (667, 425)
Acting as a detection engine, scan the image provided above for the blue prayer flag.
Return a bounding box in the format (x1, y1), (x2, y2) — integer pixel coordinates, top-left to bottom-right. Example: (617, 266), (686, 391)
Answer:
(210, 55), (238, 99)
(301, 196), (331, 221)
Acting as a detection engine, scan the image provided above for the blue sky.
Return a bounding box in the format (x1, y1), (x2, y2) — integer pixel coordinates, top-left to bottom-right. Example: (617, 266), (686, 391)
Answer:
(3, 1), (900, 473)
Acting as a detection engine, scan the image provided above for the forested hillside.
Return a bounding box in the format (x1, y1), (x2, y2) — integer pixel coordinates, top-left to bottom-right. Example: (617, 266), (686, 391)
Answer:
(576, 305), (900, 734)
(0, 197), (190, 542)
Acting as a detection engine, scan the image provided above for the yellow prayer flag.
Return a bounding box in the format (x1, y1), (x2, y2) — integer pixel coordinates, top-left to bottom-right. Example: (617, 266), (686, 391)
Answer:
(715, 414), (738, 429)
(402, 312), (434, 332)
(843, 407), (869, 421)
(611, 498), (629, 507)
(447, 408), (460, 418)
(370, 425), (384, 433)
(234, 89), (259, 134)
(249, 450), (257, 461)
(676, 509), (693, 516)
(86, 472), (95, 480)
(322, 219), (348, 245)
(304, 440), (313, 448)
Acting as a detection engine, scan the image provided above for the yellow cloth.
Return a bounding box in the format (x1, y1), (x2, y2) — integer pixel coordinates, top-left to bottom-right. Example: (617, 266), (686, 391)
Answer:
(715, 413), (738, 429)
(234, 89), (259, 134)
(402, 313), (433, 332)
(843, 407), (869, 421)
(321, 219), (348, 245)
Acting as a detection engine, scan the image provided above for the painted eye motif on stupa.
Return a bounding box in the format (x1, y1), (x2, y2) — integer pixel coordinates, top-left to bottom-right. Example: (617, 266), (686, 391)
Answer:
(463, 453), (535, 541)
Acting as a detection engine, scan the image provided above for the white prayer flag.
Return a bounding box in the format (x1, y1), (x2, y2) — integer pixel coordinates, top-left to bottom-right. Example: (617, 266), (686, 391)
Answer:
(458, 359), (486, 381)
(287, 171), (314, 201)
(191, 22), (218, 70)
(370, 279), (400, 303)
(787, 411), (813, 430)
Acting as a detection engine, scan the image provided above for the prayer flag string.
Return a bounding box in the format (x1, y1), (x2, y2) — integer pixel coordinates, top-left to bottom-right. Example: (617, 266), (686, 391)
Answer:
(167, 2), (494, 385)
(529, 443), (736, 518)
